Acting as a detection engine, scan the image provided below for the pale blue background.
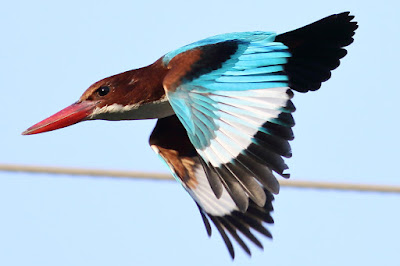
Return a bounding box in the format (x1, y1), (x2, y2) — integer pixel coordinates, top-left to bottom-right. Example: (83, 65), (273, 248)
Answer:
(1, 1), (399, 265)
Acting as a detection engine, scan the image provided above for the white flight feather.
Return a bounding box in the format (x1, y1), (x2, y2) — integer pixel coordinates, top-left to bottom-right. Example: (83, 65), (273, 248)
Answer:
(152, 144), (239, 216)
(189, 163), (238, 216)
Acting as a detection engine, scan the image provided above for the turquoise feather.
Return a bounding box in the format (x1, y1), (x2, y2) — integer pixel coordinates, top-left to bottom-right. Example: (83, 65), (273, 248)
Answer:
(223, 65), (284, 76)
(165, 31), (291, 154)
(162, 31), (276, 65)
(190, 82), (288, 91)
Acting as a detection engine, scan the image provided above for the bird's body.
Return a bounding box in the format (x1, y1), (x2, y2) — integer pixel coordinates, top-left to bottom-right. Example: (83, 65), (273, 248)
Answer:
(23, 12), (358, 258)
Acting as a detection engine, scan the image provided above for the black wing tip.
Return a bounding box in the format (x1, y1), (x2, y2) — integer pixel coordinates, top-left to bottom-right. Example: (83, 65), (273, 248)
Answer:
(334, 11), (359, 46)
(326, 11), (359, 47)
(277, 11), (358, 93)
(197, 204), (212, 236)
(327, 11), (358, 27)
(197, 190), (274, 259)
(338, 11), (358, 25)
(337, 11), (354, 19)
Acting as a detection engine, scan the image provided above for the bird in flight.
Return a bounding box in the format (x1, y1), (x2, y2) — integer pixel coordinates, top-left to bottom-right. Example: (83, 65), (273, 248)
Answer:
(23, 12), (357, 259)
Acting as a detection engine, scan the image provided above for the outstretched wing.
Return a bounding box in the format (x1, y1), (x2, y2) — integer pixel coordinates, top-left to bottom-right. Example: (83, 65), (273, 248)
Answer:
(149, 115), (274, 259)
(161, 12), (357, 212)
(162, 34), (293, 212)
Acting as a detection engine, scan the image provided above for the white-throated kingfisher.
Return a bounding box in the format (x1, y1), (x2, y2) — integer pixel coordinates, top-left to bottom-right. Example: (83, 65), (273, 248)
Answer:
(23, 12), (357, 259)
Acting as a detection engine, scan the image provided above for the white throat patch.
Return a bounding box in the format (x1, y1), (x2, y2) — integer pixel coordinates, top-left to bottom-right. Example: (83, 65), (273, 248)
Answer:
(89, 96), (175, 121)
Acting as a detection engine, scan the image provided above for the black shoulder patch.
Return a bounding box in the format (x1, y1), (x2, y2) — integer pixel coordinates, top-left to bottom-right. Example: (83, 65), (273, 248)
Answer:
(184, 40), (240, 82)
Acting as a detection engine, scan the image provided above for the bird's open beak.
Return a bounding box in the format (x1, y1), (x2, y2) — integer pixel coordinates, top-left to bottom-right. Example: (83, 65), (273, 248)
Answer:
(22, 101), (97, 135)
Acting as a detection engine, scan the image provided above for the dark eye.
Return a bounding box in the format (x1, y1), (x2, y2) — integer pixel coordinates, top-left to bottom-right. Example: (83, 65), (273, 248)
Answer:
(97, 86), (110, 96)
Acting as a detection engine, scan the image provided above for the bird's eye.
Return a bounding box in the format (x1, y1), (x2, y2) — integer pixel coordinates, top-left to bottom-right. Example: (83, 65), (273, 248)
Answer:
(97, 86), (110, 96)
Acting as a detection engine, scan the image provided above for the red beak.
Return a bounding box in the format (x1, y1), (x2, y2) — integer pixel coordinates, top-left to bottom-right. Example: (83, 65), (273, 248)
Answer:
(22, 101), (97, 135)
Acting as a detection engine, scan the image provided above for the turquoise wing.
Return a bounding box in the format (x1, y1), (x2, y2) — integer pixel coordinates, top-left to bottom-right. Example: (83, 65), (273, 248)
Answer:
(162, 33), (294, 211)
(162, 31), (275, 65)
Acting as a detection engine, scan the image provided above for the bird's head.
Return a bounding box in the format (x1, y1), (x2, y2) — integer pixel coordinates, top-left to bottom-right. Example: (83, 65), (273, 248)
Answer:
(22, 60), (170, 135)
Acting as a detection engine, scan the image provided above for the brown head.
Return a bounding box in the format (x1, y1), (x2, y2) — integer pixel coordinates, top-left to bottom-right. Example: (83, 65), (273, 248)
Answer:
(22, 58), (172, 135)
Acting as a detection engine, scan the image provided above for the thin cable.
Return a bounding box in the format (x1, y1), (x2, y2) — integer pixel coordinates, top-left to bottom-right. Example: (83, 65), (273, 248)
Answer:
(0, 163), (399, 193)
(0, 163), (169, 180)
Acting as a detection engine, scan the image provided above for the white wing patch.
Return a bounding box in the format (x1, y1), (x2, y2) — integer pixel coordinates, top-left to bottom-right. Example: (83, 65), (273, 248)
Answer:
(187, 161), (238, 216)
(197, 86), (290, 166)
(152, 144), (239, 217)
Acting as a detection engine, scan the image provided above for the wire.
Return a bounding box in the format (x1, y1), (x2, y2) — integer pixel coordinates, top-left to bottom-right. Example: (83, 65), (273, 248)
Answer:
(1, 163), (399, 194)
(0, 163), (169, 180)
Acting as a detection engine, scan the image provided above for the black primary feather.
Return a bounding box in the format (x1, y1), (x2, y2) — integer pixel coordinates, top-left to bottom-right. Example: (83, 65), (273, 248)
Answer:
(276, 12), (358, 92)
(198, 189), (274, 259)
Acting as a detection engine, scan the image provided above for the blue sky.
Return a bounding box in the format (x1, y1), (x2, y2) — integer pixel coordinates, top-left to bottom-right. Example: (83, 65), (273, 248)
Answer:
(1, 0), (399, 265)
